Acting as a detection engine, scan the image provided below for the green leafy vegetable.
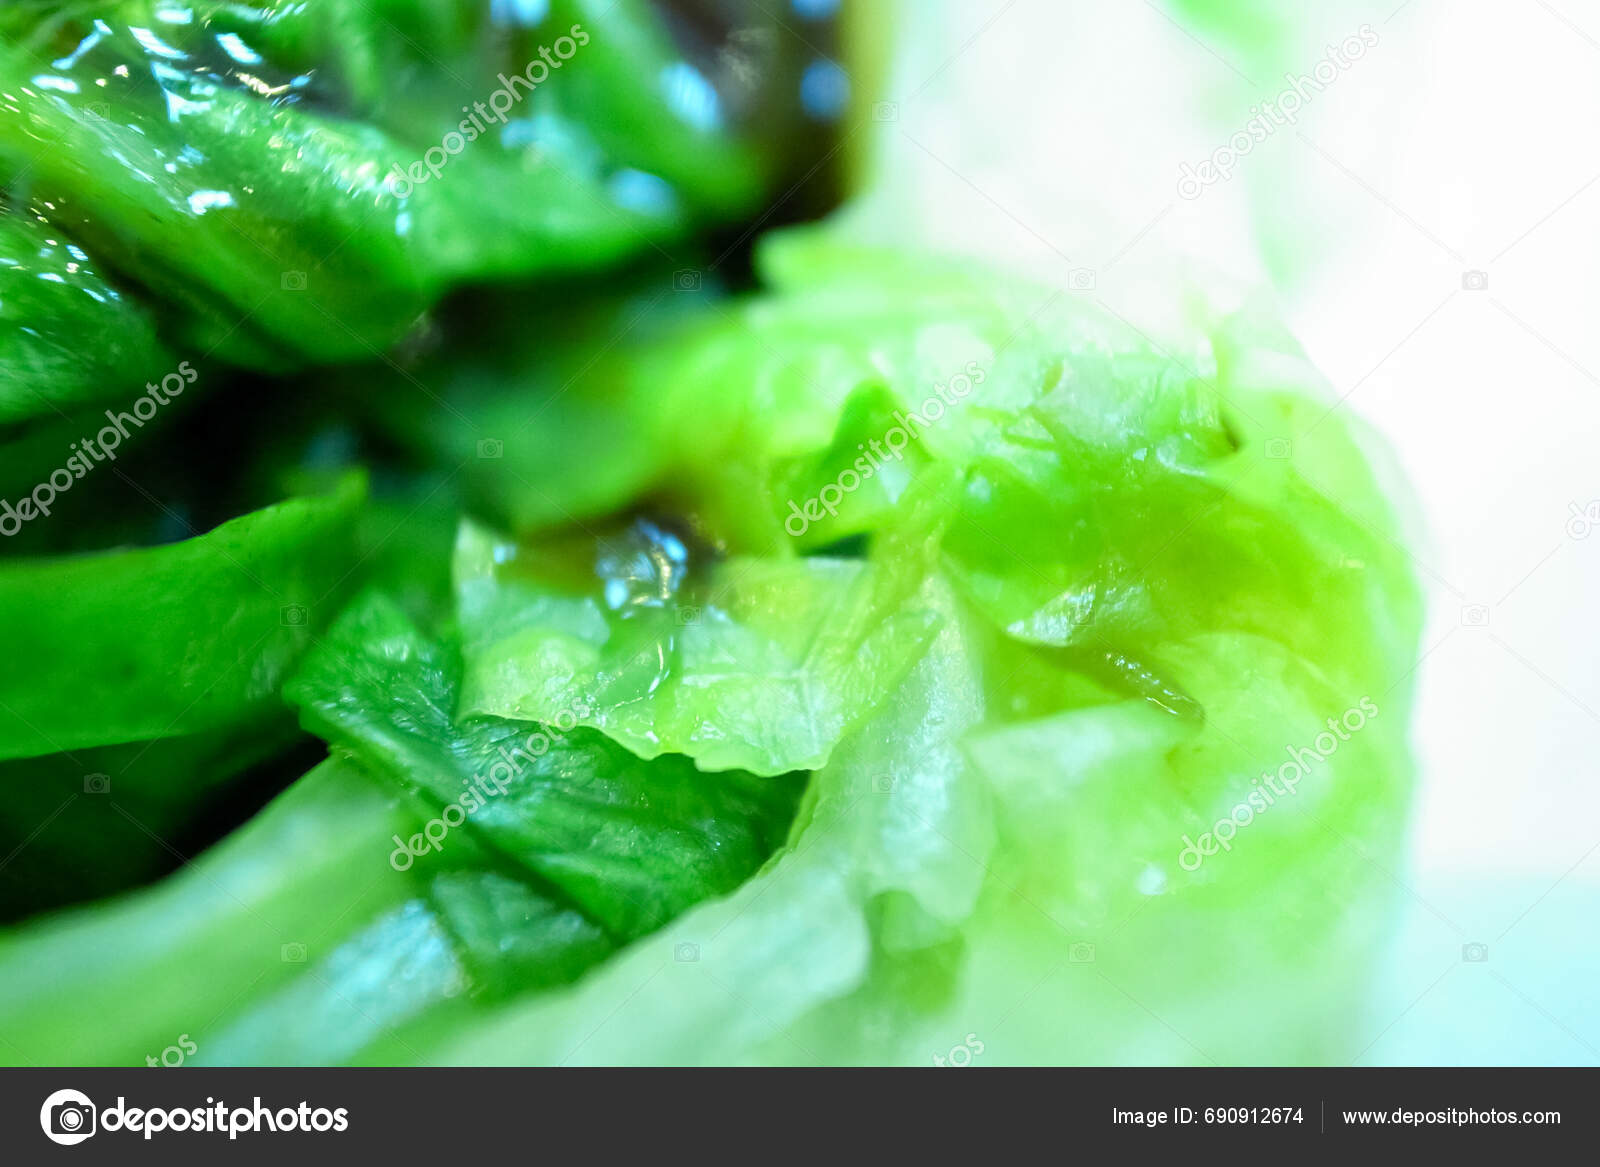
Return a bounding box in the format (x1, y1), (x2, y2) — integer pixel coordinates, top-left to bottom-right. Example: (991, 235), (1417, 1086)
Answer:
(0, 717), (299, 921)
(0, 586), (806, 1065)
(0, 0), (1424, 1070)
(0, 473), (365, 760)
(368, 234), (1421, 1065)
(286, 590), (804, 938)
(0, 757), (421, 1066)
(0, 213), (169, 428)
(453, 515), (940, 774)
(0, 0), (789, 366)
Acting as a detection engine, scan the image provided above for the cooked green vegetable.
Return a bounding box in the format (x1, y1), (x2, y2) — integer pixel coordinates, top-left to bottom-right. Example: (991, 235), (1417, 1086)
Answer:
(453, 514), (940, 774)
(0, 212), (169, 427)
(0, 473), (365, 760)
(0, 717), (299, 922)
(0, 224), (1420, 1063)
(0, 0), (1422, 1068)
(286, 590), (804, 937)
(0, 0), (790, 370)
(0, 757), (427, 1065)
(383, 237), (1421, 1065)
(0, 590), (804, 1065)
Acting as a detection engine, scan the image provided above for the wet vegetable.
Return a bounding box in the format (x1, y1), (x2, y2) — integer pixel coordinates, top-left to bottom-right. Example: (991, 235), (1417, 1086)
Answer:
(0, 1), (1420, 1067)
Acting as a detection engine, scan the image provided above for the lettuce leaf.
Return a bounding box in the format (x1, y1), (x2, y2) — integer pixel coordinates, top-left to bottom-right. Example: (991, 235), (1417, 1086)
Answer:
(0, 718), (300, 921)
(0, 213), (169, 428)
(453, 515), (940, 775)
(370, 233), (1422, 1066)
(285, 590), (804, 939)
(0, 757), (421, 1066)
(0, 0), (787, 365)
(0, 474), (366, 760)
(0, 574), (806, 1065)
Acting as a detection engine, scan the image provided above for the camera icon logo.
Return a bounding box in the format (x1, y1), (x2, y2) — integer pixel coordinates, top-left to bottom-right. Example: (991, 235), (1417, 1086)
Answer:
(1264, 437), (1293, 460)
(1462, 942), (1489, 962)
(1461, 270), (1489, 291)
(872, 775), (895, 794)
(1069, 941), (1096, 963)
(674, 605), (701, 626)
(280, 604), (308, 627)
(872, 101), (898, 122)
(672, 269), (702, 292)
(83, 773), (111, 795)
(40, 1089), (96, 1145)
(1068, 267), (1097, 292)
(281, 271), (307, 292)
(476, 438), (504, 459)
(281, 942), (307, 963)
(1460, 604), (1490, 628)
(674, 942), (699, 963)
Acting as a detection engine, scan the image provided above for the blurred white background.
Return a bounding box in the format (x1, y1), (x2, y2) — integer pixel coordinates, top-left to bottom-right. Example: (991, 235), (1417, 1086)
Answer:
(1280, 0), (1600, 1065)
(849, 0), (1600, 1062)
